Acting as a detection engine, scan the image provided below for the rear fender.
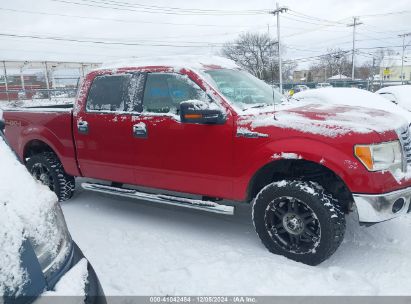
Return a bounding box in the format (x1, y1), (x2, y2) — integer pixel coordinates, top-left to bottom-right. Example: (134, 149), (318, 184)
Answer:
(20, 126), (80, 176)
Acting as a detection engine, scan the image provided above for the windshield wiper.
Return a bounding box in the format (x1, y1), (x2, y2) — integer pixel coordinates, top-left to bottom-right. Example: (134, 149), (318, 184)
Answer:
(243, 103), (270, 111)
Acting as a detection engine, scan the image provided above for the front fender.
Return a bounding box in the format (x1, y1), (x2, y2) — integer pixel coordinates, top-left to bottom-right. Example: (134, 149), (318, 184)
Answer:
(234, 137), (364, 201)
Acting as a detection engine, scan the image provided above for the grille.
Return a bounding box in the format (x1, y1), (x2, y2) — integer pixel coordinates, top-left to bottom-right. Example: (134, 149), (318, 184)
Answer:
(399, 126), (411, 168)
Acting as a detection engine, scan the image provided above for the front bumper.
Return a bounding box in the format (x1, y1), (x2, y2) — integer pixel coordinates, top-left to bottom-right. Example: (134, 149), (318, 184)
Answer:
(68, 242), (106, 304)
(6, 242), (106, 304)
(354, 186), (411, 223)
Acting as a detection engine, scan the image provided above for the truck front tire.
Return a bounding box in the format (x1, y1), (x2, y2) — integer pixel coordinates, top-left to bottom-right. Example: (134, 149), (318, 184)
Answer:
(252, 180), (346, 266)
(26, 152), (75, 202)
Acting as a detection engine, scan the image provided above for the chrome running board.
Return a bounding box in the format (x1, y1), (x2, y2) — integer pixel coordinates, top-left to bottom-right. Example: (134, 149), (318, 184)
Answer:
(81, 182), (234, 215)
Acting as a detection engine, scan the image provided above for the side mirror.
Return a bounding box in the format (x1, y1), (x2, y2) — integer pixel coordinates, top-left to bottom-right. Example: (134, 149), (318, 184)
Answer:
(0, 119), (5, 134)
(180, 100), (226, 125)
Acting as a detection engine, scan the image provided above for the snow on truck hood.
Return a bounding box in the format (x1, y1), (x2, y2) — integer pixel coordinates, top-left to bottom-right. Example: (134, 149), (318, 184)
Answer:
(0, 137), (59, 296)
(242, 102), (406, 138)
(293, 88), (411, 122)
(246, 87), (410, 137)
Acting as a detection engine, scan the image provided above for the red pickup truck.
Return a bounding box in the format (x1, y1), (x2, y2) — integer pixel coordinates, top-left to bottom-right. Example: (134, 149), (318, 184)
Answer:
(3, 56), (411, 265)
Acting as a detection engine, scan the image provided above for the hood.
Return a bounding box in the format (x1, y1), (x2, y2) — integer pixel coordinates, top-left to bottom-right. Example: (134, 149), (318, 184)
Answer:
(293, 87), (411, 122)
(240, 102), (408, 139)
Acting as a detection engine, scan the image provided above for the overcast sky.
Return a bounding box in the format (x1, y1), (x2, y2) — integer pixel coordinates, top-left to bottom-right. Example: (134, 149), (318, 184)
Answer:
(0, 0), (410, 70)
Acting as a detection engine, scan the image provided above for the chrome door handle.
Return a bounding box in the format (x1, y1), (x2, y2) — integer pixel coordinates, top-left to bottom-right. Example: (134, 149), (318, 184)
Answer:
(77, 120), (89, 134)
(133, 123), (147, 138)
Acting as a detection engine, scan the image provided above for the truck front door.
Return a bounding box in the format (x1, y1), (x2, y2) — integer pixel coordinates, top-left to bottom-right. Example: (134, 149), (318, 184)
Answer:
(131, 72), (234, 198)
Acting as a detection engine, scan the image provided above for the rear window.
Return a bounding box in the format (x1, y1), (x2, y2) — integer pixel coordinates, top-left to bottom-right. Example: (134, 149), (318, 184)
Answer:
(86, 74), (144, 112)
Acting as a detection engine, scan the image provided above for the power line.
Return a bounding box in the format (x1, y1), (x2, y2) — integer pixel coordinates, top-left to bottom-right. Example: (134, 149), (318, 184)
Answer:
(1, 24), (269, 43)
(71, 0), (270, 14)
(359, 10), (411, 18)
(0, 32), (235, 48)
(283, 15), (346, 27)
(286, 11), (348, 26)
(50, 0), (268, 16)
(0, 7), (262, 28)
(283, 45), (405, 64)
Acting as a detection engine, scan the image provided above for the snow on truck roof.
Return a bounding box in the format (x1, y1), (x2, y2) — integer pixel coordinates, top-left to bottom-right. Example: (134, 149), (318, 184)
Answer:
(100, 55), (239, 71)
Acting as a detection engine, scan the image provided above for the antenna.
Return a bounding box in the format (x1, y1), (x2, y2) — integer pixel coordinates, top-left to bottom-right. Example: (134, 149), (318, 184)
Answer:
(267, 23), (277, 119)
(272, 83), (277, 120)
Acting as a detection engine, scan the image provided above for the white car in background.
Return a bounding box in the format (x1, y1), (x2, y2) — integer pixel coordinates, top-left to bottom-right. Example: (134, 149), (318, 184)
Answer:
(376, 85), (411, 111)
(315, 83), (333, 89)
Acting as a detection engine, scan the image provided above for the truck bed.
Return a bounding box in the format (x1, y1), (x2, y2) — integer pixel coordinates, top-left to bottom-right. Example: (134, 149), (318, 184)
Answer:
(2, 106), (80, 177)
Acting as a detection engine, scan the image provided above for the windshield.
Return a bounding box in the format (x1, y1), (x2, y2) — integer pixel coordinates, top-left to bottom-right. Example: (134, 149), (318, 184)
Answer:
(203, 69), (284, 111)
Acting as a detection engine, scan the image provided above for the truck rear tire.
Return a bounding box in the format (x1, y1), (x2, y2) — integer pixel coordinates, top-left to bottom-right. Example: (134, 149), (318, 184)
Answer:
(252, 180), (345, 266)
(26, 152), (75, 202)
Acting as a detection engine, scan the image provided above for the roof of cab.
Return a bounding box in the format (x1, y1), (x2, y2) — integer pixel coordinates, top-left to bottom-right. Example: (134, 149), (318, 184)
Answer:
(99, 55), (239, 71)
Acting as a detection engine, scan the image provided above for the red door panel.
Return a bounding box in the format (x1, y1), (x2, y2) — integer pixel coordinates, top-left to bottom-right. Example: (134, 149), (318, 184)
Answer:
(131, 114), (234, 197)
(74, 113), (136, 184)
(73, 73), (145, 184)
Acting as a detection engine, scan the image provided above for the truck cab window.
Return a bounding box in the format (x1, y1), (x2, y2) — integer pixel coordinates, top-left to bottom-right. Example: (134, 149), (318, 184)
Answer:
(86, 74), (144, 112)
(142, 73), (210, 114)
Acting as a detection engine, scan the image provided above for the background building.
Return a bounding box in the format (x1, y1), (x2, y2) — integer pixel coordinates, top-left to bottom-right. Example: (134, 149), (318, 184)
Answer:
(380, 55), (411, 82)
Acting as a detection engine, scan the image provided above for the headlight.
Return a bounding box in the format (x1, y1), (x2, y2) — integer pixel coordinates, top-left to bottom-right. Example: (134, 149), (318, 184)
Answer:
(29, 203), (72, 279)
(354, 141), (402, 172)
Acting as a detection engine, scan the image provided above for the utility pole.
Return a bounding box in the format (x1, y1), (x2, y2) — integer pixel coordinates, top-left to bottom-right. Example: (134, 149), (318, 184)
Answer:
(371, 57), (376, 91)
(270, 3), (288, 93)
(347, 17), (363, 80)
(2, 61), (9, 102)
(399, 33), (411, 85)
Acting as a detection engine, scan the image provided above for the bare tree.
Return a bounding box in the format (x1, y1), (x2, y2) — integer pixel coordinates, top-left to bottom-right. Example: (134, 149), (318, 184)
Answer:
(356, 61), (373, 80)
(282, 60), (298, 82)
(321, 48), (351, 77)
(373, 48), (396, 68)
(308, 48), (351, 80)
(221, 32), (292, 82)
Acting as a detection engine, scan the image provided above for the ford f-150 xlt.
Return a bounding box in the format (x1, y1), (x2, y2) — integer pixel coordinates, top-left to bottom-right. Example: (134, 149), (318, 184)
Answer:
(3, 56), (411, 265)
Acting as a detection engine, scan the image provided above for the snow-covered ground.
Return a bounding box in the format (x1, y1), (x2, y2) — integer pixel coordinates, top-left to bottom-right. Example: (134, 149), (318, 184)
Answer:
(62, 180), (411, 296)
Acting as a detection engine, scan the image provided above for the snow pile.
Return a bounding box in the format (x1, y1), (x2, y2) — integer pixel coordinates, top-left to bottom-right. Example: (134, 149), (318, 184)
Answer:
(101, 55), (239, 71)
(0, 137), (59, 296)
(376, 85), (411, 111)
(293, 87), (411, 122)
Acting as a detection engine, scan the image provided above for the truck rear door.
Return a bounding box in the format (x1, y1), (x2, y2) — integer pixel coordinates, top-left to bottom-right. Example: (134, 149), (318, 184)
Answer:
(73, 73), (145, 184)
